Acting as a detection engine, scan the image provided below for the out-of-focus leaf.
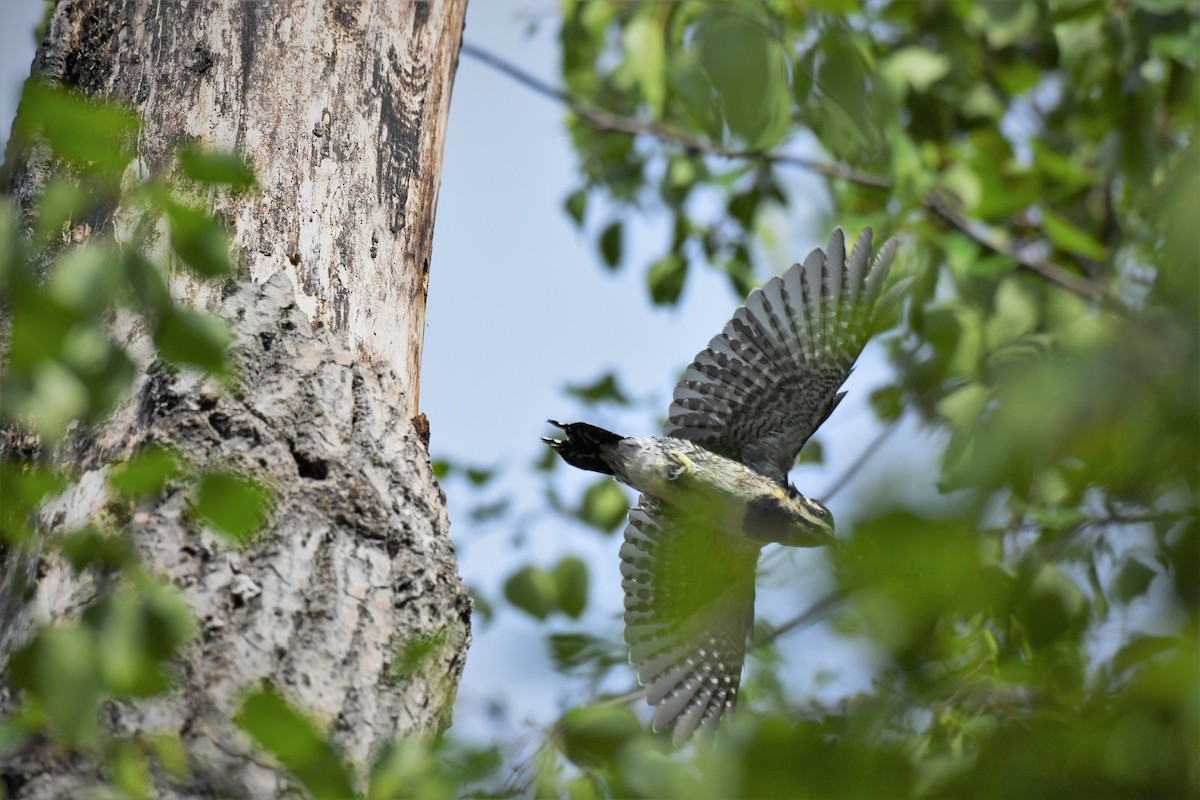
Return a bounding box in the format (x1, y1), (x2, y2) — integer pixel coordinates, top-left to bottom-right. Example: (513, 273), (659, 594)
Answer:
(598, 221), (623, 269)
(8, 626), (102, 747)
(108, 444), (184, 497)
(463, 466), (494, 486)
(1041, 208), (1108, 261)
(797, 439), (824, 465)
(618, 13), (666, 114)
(34, 179), (92, 243)
(578, 478), (628, 533)
(192, 469), (272, 543)
(1113, 558), (1157, 604)
(13, 80), (137, 174)
(558, 705), (641, 768)
(503, 565), (558, 620)
(882, 46), (950, 93)
(647, 253), (687, 305)
(691, 13), (789, 148)
(153, 308), (230, 374)
(237, 687), (355, 800)
(869, 384), (905, 421)
(178, 148), (256, 190)
(936, 382), (990, 435)
(565, 372), (630, 406)
(553, 556), (589, 619)
(60, 527), (135, 572)
(1019, 564), (1088, 647)
(564, 188), (588, 227)
(122, 250), (171, 313)
(165, 200), (233, 277)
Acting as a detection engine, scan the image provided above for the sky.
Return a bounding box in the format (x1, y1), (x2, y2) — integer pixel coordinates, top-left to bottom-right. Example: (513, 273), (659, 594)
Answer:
(0, 1), (946, 745)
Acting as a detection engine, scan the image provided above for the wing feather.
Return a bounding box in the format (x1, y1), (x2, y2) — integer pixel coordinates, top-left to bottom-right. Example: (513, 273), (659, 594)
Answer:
(620, 497), (758, 745)
(663, 227), (907, 483)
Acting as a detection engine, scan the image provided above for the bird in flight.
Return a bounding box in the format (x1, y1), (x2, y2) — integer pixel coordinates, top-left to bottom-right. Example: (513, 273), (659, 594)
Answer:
(544, 228), (910, 744)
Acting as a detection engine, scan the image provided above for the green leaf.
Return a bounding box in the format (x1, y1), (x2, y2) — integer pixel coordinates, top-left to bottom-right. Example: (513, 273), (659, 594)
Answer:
(565, 372), (630, 406)
(564, 188), (588, 227)
(936, 383), (990, 434)
(153, 308), (230, 374)
(692, 13), (790, 148)
(60, 527), (135, 572)
(49, 243), (125, 313)
(553, 556), (589, 619)
(463, 466), (494, 486)
(869, 385), (905, 421)
(237, 687), (356, 800)
(578, 478), (628, 533)
(882, 47), (950, 94)
(1041, 208), (1108, 261)
(618, 13), (667, 114)
(598, 221), (623, 269)
(646, 253), (687, 305)
(503, 565), (558, 620)
(797, 439), (825, 465)
(1113, 558), (1157, 604)
(34, 179), (93, 243)
(123, 250), (171, 312)
(178, 148), (256, 190)
(192, 470), (272, 543)
(558, 705), (641, 768)
(166, 200), (234, 277)
(14, 80), (137, 174)
(108, 444), (184, 497)
(9, 625), (102, 747)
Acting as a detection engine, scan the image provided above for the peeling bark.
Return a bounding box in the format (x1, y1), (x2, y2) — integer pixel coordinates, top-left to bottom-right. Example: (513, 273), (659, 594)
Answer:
(1, 0), (470, 796)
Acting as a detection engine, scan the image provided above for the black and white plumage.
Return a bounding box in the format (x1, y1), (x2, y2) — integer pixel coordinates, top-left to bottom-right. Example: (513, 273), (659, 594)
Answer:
(545, 228), (909, 744)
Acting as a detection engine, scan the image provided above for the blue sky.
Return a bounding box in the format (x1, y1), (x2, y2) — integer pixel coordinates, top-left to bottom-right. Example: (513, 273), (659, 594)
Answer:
(0, 1), (946, 744)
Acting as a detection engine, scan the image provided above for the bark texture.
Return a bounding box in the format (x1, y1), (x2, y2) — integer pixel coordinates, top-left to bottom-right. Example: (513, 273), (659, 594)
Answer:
(1, 0), (470, 796)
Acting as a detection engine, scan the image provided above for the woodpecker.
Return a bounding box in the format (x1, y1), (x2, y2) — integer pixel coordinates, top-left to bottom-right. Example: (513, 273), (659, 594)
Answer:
(544, 228), (910, 744)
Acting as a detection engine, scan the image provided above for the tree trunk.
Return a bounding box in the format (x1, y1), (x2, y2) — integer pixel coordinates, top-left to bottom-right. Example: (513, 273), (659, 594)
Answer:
(1, 1), (470, 796)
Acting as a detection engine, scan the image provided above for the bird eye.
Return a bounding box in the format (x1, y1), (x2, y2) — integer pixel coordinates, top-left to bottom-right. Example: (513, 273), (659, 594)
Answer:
(815, 508), (825, 517)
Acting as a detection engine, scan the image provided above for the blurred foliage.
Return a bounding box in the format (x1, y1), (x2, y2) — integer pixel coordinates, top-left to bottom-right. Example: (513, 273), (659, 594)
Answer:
(436, 1), (1198, 798)
(0, 80), (281, 795)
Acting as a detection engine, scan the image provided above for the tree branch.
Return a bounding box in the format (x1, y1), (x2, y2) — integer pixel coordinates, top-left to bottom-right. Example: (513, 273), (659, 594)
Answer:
(819, 417), (902, 504)
(460, 41), (1119, 309)
(750, 590), (845, 651)
(460, 41), (889, 188)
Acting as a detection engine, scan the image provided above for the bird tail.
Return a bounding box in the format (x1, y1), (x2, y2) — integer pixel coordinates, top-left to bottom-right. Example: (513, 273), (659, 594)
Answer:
(542, 420), (626, 476)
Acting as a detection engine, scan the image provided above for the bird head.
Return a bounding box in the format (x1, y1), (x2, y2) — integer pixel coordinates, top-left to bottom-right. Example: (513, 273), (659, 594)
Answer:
(742, 486), (836, 547)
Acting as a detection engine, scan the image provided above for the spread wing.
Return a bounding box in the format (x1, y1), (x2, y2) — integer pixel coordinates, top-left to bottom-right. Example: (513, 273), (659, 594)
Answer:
(663, 228), (909, 485)
(620, 496), (759, 745)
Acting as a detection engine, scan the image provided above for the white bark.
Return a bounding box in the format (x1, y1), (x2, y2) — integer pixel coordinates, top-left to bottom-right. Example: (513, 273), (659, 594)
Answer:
(1, 0), (471, 796)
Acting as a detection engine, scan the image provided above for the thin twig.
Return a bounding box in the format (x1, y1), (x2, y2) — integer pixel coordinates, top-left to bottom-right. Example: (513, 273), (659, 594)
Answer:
(819, 417), (901, 504)
(751, 590), (845, 650)
(921, 191), (1119, 310)
(460, 41), (1118, 308)
(460, 41), (889, 188)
